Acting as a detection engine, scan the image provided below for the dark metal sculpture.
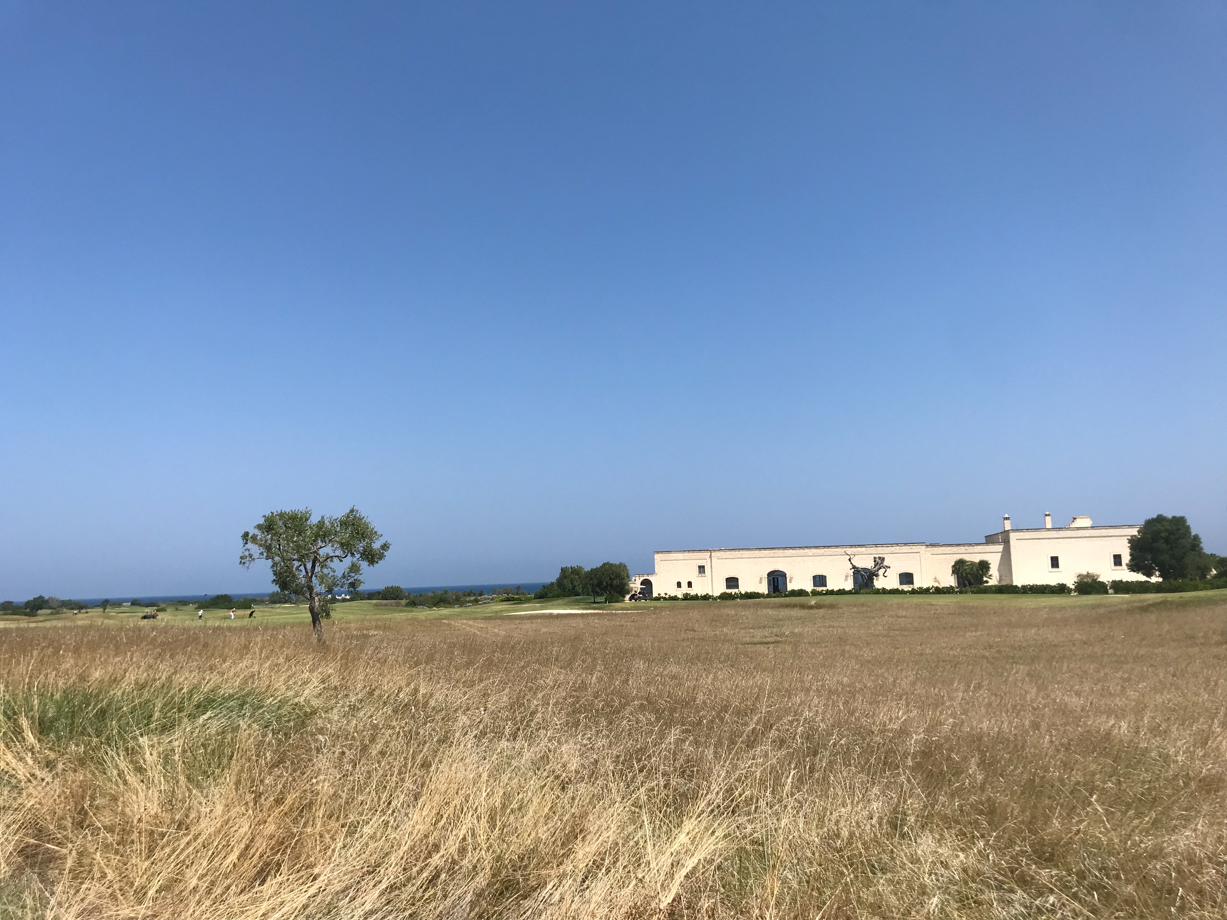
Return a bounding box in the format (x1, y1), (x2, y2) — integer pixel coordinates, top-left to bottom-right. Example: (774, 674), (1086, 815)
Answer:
(847, 553), (890, 590)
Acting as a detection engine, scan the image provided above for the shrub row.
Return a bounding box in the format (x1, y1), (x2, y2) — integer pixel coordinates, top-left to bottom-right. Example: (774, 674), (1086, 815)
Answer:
(642, 579), (1227, 601)
(1108, 577), (1227, 594)
(643, 583), (1076, 601)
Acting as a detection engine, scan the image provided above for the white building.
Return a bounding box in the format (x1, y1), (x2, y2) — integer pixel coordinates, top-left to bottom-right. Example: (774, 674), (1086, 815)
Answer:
(631, 513), (1151, 597)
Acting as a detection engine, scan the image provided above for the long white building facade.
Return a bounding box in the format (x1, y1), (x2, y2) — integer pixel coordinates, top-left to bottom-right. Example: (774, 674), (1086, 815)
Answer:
(631, 513), (1152, 598)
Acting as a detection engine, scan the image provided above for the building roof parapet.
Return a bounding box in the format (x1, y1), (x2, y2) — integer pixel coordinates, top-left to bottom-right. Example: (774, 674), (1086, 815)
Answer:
(986, 524), (1139, 537)
(657, 542), (929, 555)
(925, 542), (1006, 548)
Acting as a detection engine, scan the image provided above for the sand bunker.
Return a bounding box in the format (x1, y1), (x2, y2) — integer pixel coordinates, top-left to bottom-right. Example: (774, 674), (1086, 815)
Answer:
(506, 608), (591, 615)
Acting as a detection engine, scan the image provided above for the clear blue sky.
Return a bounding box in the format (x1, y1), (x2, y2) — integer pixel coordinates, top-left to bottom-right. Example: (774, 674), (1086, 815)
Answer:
(2, 2), (1224, 600)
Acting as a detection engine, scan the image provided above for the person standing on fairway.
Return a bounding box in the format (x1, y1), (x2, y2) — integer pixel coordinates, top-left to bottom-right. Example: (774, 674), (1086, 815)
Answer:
(229, 608), (235, 619)
(197, 609), (203, 621)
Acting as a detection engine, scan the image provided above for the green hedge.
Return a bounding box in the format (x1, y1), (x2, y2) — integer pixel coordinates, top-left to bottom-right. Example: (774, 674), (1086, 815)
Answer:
(1109, 577), (1227, 594)
(656, 584), (1075, 601)
(643, 579), (1227, 602)
(1075, 579), (1110, 595)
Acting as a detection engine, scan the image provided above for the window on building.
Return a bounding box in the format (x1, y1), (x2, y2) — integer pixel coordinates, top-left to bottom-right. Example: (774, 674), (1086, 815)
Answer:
(697, 565), (706, 575)
(1112, 553), (1123, 567)
(898, 572), (914, 586)
(1050, 556), (1060, 570)
(676, 581), (682, 589)
(725, 576), (739, 590)
(812, 574), (827, 588)
(687, 581), (692, 589)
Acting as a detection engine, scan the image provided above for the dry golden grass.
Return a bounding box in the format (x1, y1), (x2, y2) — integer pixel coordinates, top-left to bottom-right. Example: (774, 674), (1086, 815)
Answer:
(2, 592), (1226, 919)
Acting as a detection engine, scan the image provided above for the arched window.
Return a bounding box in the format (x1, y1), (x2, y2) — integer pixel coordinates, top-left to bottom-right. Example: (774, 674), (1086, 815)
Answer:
(686, 581), (692, 589)
(676, 581), (682, 589)
(898, 572), (914, 586)
(725, 576), (739, 590)
(767, 571), (787, 594)
(812, 575), (827, 588)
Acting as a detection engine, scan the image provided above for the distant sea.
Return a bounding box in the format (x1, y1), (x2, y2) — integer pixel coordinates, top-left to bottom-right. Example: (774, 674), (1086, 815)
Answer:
(77, 582), (547, 606)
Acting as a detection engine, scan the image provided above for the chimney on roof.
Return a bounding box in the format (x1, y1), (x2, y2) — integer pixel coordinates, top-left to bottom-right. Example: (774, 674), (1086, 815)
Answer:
(1003, 514), (1011, 531)
(1044, 512), (1052, 529)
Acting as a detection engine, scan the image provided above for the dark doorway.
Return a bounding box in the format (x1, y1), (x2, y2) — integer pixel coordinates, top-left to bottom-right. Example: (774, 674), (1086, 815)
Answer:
(639, 578), (653, 598)
(767, 570), (787, 594)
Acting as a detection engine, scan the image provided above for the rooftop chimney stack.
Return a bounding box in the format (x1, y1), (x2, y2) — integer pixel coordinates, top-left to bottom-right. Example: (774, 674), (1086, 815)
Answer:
(1044, 512), (1052, 529)
(1003, 514), (1011, 531)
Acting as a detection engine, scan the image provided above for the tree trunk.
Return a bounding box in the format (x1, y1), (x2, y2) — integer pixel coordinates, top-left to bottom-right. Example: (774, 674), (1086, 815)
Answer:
(308, 592), (324, 641)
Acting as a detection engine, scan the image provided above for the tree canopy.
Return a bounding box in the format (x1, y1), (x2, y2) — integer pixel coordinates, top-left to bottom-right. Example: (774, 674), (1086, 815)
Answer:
(535, 565), (588, 599)
(1128, 515), (1211, 581)
(583, 562), (631, 602)
(535, 563), (631, 601)
(241, 508), (389, 639)
(951, 558), (992, 588)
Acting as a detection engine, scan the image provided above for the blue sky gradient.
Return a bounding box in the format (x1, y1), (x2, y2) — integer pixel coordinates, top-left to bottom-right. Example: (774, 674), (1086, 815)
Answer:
(1, 2), (1224, 599)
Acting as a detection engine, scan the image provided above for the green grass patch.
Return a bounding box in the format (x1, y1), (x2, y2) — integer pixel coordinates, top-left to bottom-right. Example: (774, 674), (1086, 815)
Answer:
(0, 683), (311, 753)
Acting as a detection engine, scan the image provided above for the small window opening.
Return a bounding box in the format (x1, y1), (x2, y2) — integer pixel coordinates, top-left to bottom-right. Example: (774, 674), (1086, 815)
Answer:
(725, 576), (739, 590)
(812, 574), (827, 588)
(697, 565), (706, 575)
(1112, 554), (1123, 567)
(687, 581), (692, 589)
(898, 572), (914, 586)
(676, 581), (682, 589)
(1050, 556), (1060, 570)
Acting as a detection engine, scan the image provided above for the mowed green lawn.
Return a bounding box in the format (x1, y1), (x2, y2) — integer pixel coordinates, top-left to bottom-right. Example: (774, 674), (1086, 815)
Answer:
(4, 588), (1223, 630)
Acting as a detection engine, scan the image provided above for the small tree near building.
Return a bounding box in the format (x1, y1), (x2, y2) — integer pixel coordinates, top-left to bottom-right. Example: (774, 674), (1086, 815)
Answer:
(1075, 572), (1109, 595)
(951, 559), (991, 588)
(1128, 515), (1212, 580)
(241, 508), (390, 640)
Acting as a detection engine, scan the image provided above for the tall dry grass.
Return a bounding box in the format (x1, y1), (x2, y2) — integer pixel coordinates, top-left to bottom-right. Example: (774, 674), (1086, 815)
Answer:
(1, 594), (1225, 918)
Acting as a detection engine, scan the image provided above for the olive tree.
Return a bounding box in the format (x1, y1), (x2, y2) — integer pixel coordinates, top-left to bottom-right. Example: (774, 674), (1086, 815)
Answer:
(241, 508), (389, 640)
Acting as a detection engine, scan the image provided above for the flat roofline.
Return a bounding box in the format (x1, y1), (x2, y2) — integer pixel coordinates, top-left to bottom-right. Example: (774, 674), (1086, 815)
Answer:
(657, 524), (1140, 556)
(988, 524), (1139, 535)
(926, 542), (1004, 548)
(657, 542), (928, 554)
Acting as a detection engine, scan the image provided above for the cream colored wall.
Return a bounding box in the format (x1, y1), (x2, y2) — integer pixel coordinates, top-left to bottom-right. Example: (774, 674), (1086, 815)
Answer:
(920, 544), (1006, 586)
(650, 544), (942, 596)
(636, 522), (1148, 595)
(998, 526), (1146, 584)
